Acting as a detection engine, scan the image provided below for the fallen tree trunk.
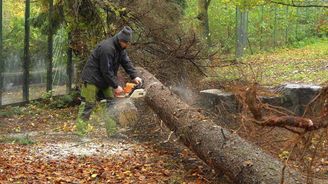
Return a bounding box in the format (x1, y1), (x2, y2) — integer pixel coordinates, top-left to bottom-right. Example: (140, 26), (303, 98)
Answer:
(137, 67), (327, 184)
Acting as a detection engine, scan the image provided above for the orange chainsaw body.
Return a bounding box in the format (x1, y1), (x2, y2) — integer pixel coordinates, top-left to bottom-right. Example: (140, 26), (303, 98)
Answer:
(124, 83), (137, 94)
(115, 82), (138, 97)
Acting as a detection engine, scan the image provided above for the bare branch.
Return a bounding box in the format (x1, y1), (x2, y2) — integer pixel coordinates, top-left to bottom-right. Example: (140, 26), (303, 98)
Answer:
(261, 116), (314, 129)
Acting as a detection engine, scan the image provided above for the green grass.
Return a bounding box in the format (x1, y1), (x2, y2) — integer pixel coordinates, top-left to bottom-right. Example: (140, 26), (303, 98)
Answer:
(0, 104), (44, 118)
(0, 106), (25, 117)
(0, 135), (35, 145)
(214, 38), (328, 86)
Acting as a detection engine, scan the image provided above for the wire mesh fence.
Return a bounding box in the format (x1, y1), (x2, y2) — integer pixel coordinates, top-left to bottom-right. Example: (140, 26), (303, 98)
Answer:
(0, 0), (326, 106)
(0, 0), (73, 106)
(207, 3), (326, 57)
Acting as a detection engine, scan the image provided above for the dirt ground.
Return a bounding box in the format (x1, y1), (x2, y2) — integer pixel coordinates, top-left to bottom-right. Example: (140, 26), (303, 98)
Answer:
(1, 93), (327, 183)
(0, 105), (230, 183)
(237, 122), (328, 180)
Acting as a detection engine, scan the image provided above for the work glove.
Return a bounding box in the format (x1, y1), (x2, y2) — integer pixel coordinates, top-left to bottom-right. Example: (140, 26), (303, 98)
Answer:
(132, 77), (143, 85)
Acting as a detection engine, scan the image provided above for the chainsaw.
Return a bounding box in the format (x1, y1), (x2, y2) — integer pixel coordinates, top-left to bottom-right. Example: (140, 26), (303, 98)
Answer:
(115, 81), (145, 98)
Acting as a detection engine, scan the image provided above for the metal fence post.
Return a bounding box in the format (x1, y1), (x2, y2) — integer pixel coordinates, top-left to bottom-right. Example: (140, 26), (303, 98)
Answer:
(47, 0), (53, 92)
(66, 32), (73, 93)
(23, 0), (30, 102)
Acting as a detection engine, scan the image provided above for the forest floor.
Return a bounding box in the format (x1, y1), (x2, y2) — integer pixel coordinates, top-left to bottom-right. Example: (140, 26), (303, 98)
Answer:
(0, 104), (229, 183)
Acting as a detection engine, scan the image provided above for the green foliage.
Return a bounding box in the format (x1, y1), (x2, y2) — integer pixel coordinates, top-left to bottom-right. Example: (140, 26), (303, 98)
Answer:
(39, 90), (80, 109)
(184, 0), (327, 55)
(290, 36), (324, 48)
(42, 90), (54, 100)
(223, 0), (264, 9)
(75, 119), (94, 136)
(174, 0), (187, 9)
(0, 135), (35, 145)
(0, 106), (24, 117)
(3, 0), (46, 54)
(30, 2), (65, 35)
(105, 117), (117, 137)
(51, 94), (74, 108)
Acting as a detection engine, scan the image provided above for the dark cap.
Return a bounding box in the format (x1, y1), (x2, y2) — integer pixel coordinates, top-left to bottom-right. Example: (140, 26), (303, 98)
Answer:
(117, 26), (133, 42)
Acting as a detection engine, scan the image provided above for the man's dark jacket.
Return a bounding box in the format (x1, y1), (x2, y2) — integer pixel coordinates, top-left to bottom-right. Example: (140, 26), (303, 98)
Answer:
(81, 35), (137, 89)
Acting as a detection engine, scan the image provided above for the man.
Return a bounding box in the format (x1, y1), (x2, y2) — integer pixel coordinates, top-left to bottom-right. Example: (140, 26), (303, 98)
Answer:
(76, 26), (142, 134)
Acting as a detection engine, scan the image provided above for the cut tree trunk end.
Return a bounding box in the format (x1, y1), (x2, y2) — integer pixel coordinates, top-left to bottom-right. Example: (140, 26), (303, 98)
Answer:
(136, 67), (328, 184)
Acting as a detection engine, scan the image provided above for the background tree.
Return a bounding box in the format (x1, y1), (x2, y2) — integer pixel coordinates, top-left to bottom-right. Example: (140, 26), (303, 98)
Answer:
(197, 0), (212, 46)
(0, 0), (3, 105)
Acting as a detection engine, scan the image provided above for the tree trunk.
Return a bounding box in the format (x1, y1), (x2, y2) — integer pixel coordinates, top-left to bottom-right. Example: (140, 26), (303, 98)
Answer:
(260, 6), (264, 50)
(236, 7), (248, 59)
(273, 7), (277, 48)
(137, 67), (327, 184)
(285, 6), (289, 44)
(197, 0), (211, 47)
(0, 0), (3, 105)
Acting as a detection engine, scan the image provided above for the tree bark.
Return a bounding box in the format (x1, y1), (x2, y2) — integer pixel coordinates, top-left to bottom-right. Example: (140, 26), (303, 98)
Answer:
(137, 67), (327, 184)
(0, 0), (3, 106)
(197, 0), (211, 47)
(236, 7), (248, 59)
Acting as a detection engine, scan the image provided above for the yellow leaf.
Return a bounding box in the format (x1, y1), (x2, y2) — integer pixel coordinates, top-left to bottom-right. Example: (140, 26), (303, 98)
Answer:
(91, 174), (98, 178)
(14, 126), (21, 133)
(86, 124), (94, 132)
